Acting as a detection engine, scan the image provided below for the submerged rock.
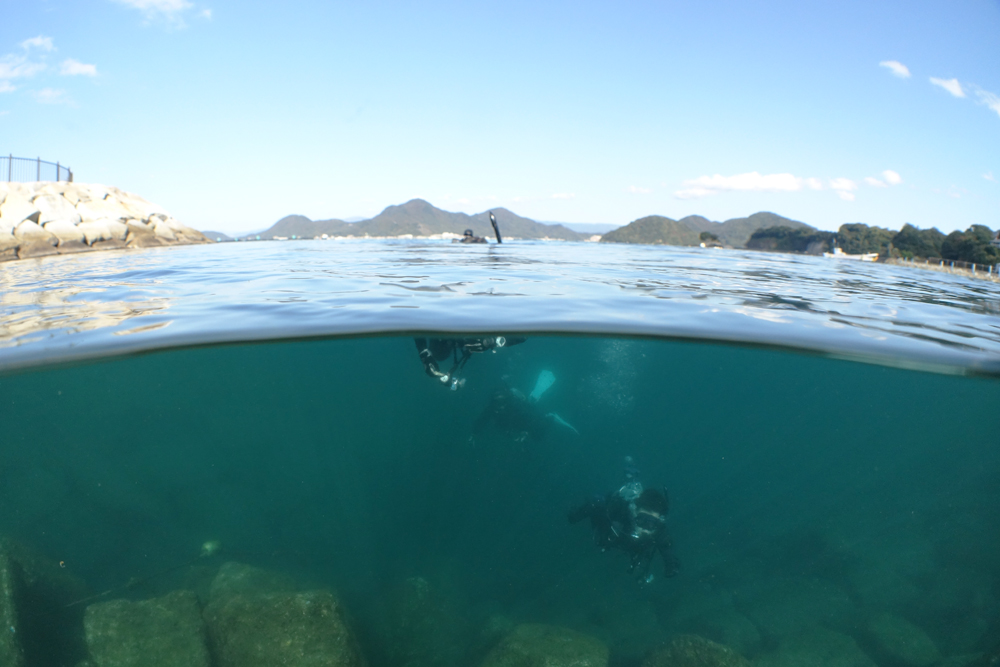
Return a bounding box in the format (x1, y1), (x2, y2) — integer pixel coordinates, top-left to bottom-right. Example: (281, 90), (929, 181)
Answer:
(207, 561), (298, 604)
(385, 576), (468, 667)
(205, 590), (365, 667)
(203, 561), (365, 667)
(733, 576), (858, 639)
(754, 626), (877, 667)
(0, 537), (90, 667)
(866, 613), (941, 667)
(642, 635), (750, 667)
(480, 623), (608, 667)
(83, 590), (210, 667)
(660, 587), (762, 656)
(0, 551), (26, 667)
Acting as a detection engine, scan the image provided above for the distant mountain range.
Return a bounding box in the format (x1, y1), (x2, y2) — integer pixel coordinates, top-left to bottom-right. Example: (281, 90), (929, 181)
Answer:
(600, 212), (812, 248)
(230, 199), (588, 241)
(201, 201), (812, 248)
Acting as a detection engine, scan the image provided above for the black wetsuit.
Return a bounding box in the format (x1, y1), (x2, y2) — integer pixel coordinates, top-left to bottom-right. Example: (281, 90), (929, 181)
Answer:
(472, 384), (551, 444)
(454, 234), (487, 244)
(569, 487), (679, 583)
(413, 337), (526, 383)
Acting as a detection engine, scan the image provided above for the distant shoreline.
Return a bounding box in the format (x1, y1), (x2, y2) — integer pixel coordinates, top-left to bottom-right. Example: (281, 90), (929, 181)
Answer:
(886, 257), (999, 283)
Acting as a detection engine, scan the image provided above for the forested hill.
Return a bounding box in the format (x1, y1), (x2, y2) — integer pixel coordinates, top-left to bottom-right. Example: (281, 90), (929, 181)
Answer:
(601, 211), (812, 248)
(245, 200), (587, 241)
(599, 216), (700, 246)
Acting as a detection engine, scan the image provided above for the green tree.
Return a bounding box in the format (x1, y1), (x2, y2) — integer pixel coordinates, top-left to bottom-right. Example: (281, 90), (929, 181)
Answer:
(746, 226), (835, 254)
(835, 223), (894, 255)
(941, 225), (1000, 264)
(891, 224), (944, 259)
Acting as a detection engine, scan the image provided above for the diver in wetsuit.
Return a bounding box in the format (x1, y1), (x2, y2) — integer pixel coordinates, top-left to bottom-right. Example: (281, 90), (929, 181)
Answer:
(413, 336), (526, 389)
(472, 382), (552, 444)
(453, 228), (488, 244)
(568, 457), (679, 584)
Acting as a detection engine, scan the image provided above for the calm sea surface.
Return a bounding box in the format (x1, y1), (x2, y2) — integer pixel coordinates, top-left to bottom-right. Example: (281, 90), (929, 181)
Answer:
(1, 240), (999, 666)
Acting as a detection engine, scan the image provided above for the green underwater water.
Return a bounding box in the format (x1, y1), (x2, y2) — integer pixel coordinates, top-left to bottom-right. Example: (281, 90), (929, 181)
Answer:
(1, 334), (999, 665)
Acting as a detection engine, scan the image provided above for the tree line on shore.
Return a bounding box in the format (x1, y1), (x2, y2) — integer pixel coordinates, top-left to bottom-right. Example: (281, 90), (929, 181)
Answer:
(745, 223), (1000, 265)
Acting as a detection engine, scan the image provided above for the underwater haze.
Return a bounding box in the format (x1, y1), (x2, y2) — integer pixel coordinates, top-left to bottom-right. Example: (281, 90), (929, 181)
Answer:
(1, 241), (999, 666)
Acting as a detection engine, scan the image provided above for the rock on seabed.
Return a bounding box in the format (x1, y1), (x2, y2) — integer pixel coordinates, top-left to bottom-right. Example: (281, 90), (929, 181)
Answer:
(0, 551), (26, 667)
(866, 613), (942, 667)
(83, 590), (211, 667)
(202, 562), (366, 667)
(642, 635), (751, 667)
(0, 181), (209, 262)
(480, 623), (609, 667)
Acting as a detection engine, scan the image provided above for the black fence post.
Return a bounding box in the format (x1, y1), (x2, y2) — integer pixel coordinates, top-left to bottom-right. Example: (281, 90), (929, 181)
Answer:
(7, 154), (10, 182)
(57, 162), (60, 182)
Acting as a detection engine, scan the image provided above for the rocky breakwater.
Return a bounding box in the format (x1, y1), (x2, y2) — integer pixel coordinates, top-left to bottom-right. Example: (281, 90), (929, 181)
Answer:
(0, 181), (209, 262)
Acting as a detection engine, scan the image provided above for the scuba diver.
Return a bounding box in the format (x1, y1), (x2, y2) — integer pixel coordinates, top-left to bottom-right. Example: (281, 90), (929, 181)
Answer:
(472, 370), (578, 444)
(450, 212), (503, 244)
(414, 336), (526, 390)
(568, 457), (679, 584)
(454, 228), (488, 244)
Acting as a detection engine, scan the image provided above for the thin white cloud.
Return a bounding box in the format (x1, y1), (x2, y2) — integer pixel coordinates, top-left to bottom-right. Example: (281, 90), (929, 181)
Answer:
(930, 77), (965, 98)
(973, 87), (1000, 118)
(111, 0), (194, 21)
(804, 178), (824, 190)
(674, 172), (811, 199)
(200, 8), (212, 18)
(829, 178), (857, 202)
(882, 169), (902, 185)
(33, 88), (71, 105)
(0, 54), (46, 81)
(551, 193), (575, 200)
(21, 36), (54, 52)
(864, 170), (902, 188)
(60, 59), (97, 76)
(0, 81), (14, 93)
(985, 172), (996, 182)
(879, 60), (910, 78)
(627, 185), (651, 194)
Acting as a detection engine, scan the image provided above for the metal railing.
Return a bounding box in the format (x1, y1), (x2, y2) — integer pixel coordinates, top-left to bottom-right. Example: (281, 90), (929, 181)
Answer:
(3, 155), (73, 182)
(902, 256), (1000, 275)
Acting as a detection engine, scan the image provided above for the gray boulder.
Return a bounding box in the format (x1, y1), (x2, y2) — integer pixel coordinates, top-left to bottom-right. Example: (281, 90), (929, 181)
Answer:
(0, 195), (40, 233)
(480, 624), (608, 667)
(661, 588), (762, 656)
(734, 576), (858, 640)
(207, 561), (298, 603)
(866, 613), (941, 667)
(642, 635), (751, 667)
(754, 627), (877, 667)
(204, 590), (366, 667)
(0, 537), (89, 666)
(33, 193), (81, 225)
(83, 590), (210, 667)
(203, 562), (365, 667)
(384, 576), (468, 667)
(0, 551), (26, 667)
(0, 233), (19, 261)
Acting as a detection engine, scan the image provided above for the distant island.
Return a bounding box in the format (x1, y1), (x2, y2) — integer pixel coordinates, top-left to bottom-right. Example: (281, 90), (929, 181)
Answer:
(201, 198), (999, 270)
(600, 212), (811, 248)
(205, 199), (589, 242)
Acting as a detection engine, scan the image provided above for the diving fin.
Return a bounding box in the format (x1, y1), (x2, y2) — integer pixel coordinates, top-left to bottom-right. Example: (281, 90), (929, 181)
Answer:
(547, 412), (579, 434)
(529, 370), (556, 403)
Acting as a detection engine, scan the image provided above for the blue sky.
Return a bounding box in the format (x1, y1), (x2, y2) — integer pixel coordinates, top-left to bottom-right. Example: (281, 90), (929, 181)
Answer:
(2, 0), (998, 234)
